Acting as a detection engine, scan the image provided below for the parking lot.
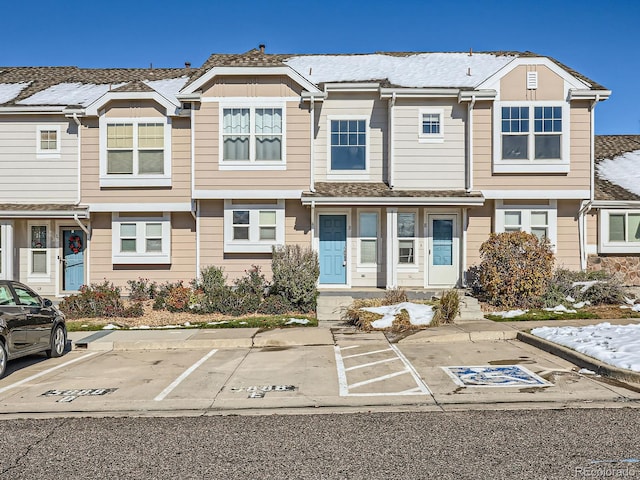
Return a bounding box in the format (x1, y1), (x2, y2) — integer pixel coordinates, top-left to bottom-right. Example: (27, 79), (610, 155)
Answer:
(0, 327), (638, 417)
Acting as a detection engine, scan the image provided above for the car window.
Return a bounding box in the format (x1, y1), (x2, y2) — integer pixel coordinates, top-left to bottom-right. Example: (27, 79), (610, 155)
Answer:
(0, 286), (17, 306)
(13, 286), (41, 306)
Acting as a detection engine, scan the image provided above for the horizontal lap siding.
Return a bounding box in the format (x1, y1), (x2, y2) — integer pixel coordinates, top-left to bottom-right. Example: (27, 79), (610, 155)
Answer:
(88, 212), (196, 290)
(0, 116), (77, 202)
(556, 200), (580, 270)
(466, 202), (493, 268)
(393, 100), (466, 190)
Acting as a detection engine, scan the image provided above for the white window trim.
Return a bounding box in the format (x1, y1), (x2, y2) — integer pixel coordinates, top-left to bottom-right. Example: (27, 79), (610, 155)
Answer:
(223, 200), (285, 253)
(36, 125), (61, 158)
(27, 221), (50, 280)
(99, 116), (172, 187)
(218, 100), (287, 170)
(111, 213), (171, 264)
(599, 209), (640, 254)
(418, 108), (444, 143)
(356, 209), (381, 271)
(493, 101), (570, 174)
(327, 115), (370, 180)
(494, 200), (558, 251)
(397, 209), (419, 271)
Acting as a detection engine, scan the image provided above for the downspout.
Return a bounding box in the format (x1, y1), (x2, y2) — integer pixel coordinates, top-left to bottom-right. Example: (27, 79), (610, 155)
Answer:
(190, 107), (199, 278)
(388, 92), (396, 188)
(195, 200), (200, 279)
(461, 208), (468, 287)
(466, 96), (476, 193)
(72, 113), (82, 205)
(578, 95), (599, 271)
(309, 96), (315, 193)
(310, 200), (316, 263)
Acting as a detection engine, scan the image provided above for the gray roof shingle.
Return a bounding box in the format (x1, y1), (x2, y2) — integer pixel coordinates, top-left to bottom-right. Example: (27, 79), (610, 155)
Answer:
(595, 135), (640, 201)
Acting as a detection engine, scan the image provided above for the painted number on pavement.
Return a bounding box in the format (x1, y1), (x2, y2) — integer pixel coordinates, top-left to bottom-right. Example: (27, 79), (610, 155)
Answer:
(229, 385), (297, 399)
(42, 388), (118, 403)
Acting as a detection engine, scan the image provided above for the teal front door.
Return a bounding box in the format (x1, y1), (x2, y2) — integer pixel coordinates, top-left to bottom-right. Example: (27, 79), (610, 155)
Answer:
(319, 215), (347, 284)
(63, 229), (85, 291)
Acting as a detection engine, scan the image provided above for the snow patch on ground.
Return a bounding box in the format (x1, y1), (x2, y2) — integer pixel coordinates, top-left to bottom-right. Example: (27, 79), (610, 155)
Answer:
(492, 309), (529, 318)
(285, 318), (310, 325)
(597, 150), (640, 197)
(543, 305), (577, 314)
(532, 322), (640, 372)
(102, 323), (121, 330)
(360, 302), (435, 329)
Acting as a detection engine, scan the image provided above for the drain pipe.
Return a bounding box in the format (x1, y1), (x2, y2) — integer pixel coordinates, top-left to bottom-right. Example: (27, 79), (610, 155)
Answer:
(466, 95), (476, 193)
(389, 92), (396, 188)
(71, 113), (82, 205)
(309, 96), (315, 192)
(194, 199), (200, 279)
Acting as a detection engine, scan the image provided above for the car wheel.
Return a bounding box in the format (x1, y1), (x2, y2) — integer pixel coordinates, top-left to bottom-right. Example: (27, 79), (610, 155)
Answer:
(46, 324), (67, 358)
(0, 342), (7, 378)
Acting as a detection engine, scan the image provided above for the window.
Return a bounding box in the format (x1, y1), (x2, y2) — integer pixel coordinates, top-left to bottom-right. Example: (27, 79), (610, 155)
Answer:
(224, 200), (285, 253)
(330, 119), (367, 170)
(398, 213), (416, 265)
(221, 106), (285, 166)
(111, 213), (171, 264)
(418, 108), (444, 142)
(0, 285), (15, 306)
(100, 117), (171, 187)
(600, 210), (640, 253)
(358, 212), (378, 266)
(29, 224), (48, 277)
(495, 201), (557, 247)
(36, 125), (61, 156)
(495, 103), (569, 173)
(13, 285), (40, 306)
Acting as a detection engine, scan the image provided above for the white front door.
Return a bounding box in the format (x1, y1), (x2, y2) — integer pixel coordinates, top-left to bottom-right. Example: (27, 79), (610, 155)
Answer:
(427, 214), (458, 286)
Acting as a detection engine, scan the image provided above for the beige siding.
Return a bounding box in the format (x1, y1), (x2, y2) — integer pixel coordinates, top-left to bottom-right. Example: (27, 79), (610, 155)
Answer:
(80, 114), (192, 204)
(472, 101), (592, 191)
(198, 199), (310, 282)
(500, 65), (564, 101)
(89, 212), (196, 289)
(0, 115), (77, 203)
(587, 210), (598, 247)
(193, 101), (310, 190)
(556, 200), (581, 270)
(201, 75), (304, 98)
(104, 100), (165, 118)
(466, 202), (494, 268)
(393, 99), (466, 190)
(314, 93), (387, 182)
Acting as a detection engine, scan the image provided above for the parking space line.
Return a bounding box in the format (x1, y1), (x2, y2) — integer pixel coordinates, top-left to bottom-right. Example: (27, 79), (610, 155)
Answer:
(348, 370), (410, 389)
(0, 352), (100, 395)
(388, 343), (431, 395)
(342, 348), (392, 359)
(154, 348), (218, 401)
(345, 357), (400, 372)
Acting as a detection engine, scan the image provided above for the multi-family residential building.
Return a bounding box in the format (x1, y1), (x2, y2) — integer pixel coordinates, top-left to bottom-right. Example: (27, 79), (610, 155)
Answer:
(0, 48), (617, 298)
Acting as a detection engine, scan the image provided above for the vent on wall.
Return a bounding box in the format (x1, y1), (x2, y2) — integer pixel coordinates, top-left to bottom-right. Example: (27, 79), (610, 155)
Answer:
(527, 71), (538, 90)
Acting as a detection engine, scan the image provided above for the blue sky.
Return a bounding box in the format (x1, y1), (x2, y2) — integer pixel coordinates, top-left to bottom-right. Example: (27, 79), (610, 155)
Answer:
(4, 0), (638, 134)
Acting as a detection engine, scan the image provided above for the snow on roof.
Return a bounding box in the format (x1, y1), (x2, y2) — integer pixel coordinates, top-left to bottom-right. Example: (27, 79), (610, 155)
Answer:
(284, 53), (517, 88)
(17, 82), (127, 106)
(597, 149), (640, 197)
(0, 82), (30, 104)
(144, 76), (189, 104)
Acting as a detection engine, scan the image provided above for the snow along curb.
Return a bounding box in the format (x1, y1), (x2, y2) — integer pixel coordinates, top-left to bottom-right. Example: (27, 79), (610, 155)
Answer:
(517, 331), (640, 384)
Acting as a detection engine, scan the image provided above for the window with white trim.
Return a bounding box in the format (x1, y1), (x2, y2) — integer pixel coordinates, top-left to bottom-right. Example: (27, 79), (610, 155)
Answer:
(224, 200), (285, 253)
(398, 212), (416, 265)
(418, 108), (444, 142)
(100, 117), (171, 187)
(495, 201), (557, 247)
(330, 119), (367, 171)
(220, 106), (285, 165)
(495, 103), (569, 173)
(36, 125), (61, 157)
(29, 224), (48, 276)
(111, 213), (171, 264)
(600, 210), (640, 253)
(358, 212), (378, 266)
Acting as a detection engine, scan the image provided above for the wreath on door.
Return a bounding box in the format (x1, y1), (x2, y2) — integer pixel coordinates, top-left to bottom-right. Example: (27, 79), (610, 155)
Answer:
(68, 235), (83, 254)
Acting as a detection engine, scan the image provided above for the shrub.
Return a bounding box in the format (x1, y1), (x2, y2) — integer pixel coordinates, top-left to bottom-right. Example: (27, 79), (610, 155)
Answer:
(235, 265), (267, 305)
(271, 245), (319, 313)
(164, 283), (192, 312)
(541, 268), (627, 306)
(189, 266), (232, 314)
(127, 278), (158, 301)
(384, 288), (408, 304)
(59, 280), (131, 318)
(257, 294), (293, 315)
(123, 301), (145, 318)
(153, 281), (187, 310)
(433, 290), (460, 325)
(478, 231), (554, 309)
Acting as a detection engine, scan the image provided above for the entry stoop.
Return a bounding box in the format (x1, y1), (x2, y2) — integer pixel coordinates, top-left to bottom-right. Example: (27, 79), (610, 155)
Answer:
(457, 293), (486, 322)
(316, 292), (353, 326)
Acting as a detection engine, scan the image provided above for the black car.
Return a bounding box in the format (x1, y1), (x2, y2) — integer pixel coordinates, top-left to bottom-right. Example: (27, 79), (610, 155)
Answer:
(0, 280), (67, 378)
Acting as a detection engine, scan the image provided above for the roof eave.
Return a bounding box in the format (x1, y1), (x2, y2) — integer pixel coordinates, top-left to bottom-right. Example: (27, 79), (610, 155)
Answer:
(379, 88), (462, 98)
(569, 89), (612, 101)
(301, 196), (485, 206)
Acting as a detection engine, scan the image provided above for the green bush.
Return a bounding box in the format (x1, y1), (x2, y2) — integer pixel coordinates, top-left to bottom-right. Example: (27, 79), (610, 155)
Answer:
(257, 294), (293, 315)
(478, 231), (554, 309)
(164, 283), (192, 312)
(126, 278), (158, 301)
(270, 245), (319, 313)
(59, 280), (138, 318)
(152, 281), (187, 310)
(541, 268), (627, 306)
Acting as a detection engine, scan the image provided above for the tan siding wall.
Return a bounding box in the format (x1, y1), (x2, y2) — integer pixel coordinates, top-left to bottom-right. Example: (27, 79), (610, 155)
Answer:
(89, 212), (196, 290)
(393, 99), (466, 190)
(193, 102), (310, 190)
(198, 199), (310, 282)
(201, 75), (303, 98)
(587, 210), (598, 246)
(80, 115), (192, 204)
(104, 100), (165, 118)
(0, 115), (77, 202)
(314, 93), (387, 182)
(500, 65), (564, 101)
(472, 101), (592, 191)
(466, 202), (493, 268)
(556, 200), (580, 270)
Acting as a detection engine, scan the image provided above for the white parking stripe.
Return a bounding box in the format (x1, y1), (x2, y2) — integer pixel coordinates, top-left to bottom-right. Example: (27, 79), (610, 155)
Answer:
(345, 357), (400, 372)
(154, 349), (218, 401)
(333, 345), (349, 397)
(348, 370), (410, 389)
(388, 343), (431, 395)
(0, 352), (100, 395)
(342, 348), (392, 359)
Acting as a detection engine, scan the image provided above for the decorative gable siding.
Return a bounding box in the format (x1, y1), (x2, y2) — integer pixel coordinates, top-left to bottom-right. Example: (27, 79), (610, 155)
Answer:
(500, 65), (564, 101)
(0, 115), (77, 203)
(201, 75), (304, 98)
(392, 99), (466, 190)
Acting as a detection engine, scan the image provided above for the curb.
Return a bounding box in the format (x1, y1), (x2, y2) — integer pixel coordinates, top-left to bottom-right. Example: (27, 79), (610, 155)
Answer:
(517, 331), (640, 384)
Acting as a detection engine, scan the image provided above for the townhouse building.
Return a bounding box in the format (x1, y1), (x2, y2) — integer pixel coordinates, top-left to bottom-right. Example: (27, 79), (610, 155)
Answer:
(0, 48), (615, 297)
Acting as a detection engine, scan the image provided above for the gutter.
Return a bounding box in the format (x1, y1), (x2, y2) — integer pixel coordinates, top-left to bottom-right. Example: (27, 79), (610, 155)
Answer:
(301, 197), (485, 207)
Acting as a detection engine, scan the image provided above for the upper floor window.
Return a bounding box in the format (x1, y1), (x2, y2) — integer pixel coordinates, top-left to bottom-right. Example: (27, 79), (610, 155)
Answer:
(224, 200), (285, 253)
(494, 103), (569, 173)
(220, 105), (285, 169)
(330, 119), (367, 170)
(36, 125), (61, 157)
(111, 213), (171, 264)
(99, 117), (172, 187)
(418, 108), (444, 143)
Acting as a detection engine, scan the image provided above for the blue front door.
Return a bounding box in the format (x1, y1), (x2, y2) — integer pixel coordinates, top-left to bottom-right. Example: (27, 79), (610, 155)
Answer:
(319, 215), (347, 284)
(63, 230), (85, 291)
